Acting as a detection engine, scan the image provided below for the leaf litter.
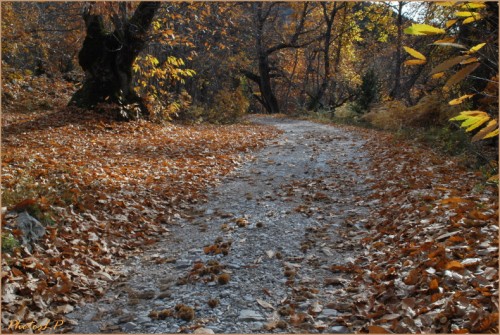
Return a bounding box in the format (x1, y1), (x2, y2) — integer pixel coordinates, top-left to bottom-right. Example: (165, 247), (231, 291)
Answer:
(1, 84), (498, 333)
(1, 94), (280, 331)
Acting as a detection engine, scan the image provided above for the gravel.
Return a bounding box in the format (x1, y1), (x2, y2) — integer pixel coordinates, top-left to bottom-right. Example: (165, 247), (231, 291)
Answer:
(68, 116), (374, 333)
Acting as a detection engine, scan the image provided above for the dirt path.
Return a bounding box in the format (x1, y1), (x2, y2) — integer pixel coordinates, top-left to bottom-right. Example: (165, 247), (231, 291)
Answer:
(68, 116), (377, 333)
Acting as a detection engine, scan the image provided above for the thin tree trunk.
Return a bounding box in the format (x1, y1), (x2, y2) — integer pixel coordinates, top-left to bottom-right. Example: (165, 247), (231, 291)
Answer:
(390, 2), (404, 99)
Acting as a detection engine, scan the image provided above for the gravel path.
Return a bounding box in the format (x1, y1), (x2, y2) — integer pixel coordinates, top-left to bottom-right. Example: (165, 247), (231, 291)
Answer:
(68, 116), (376, 333)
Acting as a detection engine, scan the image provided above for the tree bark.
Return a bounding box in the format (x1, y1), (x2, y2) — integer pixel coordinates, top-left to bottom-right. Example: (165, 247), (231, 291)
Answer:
(69, 2), (160, 120)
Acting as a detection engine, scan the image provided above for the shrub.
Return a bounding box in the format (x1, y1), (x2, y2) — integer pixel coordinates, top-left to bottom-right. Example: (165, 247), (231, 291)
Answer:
(363, 94), (461, 130)
(362, 100), (408, 130)
(351, 68), (380, 114)
(1, 232), (20, 253)
(177, 85), (249, 124)
(208, 86), (249, 124)
(334, 103), (358, 119)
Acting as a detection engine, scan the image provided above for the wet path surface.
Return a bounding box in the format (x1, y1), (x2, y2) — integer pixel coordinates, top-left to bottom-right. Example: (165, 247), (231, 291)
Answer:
(69, 117), (376, 333)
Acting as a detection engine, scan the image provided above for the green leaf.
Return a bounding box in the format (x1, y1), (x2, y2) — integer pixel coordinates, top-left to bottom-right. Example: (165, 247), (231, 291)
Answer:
(465, 118), (489, 131)
(450, 110), (487, 121)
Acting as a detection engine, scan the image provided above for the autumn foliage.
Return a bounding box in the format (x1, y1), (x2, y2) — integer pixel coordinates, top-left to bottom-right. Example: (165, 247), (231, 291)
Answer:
(1, 1), (498, 333)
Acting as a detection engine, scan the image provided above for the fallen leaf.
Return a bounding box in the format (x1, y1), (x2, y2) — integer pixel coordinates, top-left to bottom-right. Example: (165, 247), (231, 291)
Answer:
(256, 298), (275, 310)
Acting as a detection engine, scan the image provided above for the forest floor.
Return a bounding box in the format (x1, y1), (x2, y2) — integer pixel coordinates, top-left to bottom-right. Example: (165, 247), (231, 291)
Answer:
(1, 80), (498, 334)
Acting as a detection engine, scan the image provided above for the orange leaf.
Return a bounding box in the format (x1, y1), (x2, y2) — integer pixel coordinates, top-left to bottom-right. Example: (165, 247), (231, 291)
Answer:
(447, 235), (464, 243)
(440, 197), (467, 204)
(446, 260), (464, 270)
(429, 278), (439, 290)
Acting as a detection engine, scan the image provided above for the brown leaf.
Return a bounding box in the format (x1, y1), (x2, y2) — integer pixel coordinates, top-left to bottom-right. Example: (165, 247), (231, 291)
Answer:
(368, 325), (391, 333)
(404, 268), (420, 285)
(444, 62), (480, 89)
(429, 55), (470, 75)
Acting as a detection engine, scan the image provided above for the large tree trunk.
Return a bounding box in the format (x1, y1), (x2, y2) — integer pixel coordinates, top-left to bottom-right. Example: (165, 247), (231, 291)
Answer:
(69, 2), (160, 120)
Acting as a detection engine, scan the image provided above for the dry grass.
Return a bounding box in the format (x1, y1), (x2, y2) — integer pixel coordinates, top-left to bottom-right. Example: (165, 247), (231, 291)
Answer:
(363, 94), (461, 130)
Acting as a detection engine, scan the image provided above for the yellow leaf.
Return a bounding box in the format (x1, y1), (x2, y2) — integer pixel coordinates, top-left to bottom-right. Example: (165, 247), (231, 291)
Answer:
(403, 46), (426, 60)
(404, 24), (446, 36)
(429, 55), (470, 75)
(469, 43), (486, 53)
(465, 116), (489, 132)
(404, 59), (427, 66)
(461, 3), (486, 9)
(472, 119), (498, 142)
(436, 2), (457, 7)
(455, 11), (481, 17)
(432, 72), (445, 79)
(444, 62), (480, 88)
(463, 14), (483, 24)
(446, 19), (458, 28)
(449, 94), (475, 105)
(459, 111), (489, 116)
(483, 128), (499, 139)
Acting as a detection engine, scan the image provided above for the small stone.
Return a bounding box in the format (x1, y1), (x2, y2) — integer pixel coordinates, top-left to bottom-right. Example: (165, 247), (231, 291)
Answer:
(324, 277), (345, 286)
(118, 314), (134, 323)
(238, 310), (265, 322)
(249, 322), (264, 330)
(175, 260), (192, 269)
(330, 325), (350, 333)
(157, 291), (171, 299)
(121, 322), (138, 332)
(318, 308), (338, 319)
(321, 247), (333, 256)
(194, 327), (215, 334)
(137, 290), (156, 299)
(15, 211), (45, 244)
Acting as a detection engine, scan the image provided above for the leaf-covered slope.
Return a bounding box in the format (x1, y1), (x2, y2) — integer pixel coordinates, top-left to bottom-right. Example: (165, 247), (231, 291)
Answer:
(1, 106), (280, 330)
